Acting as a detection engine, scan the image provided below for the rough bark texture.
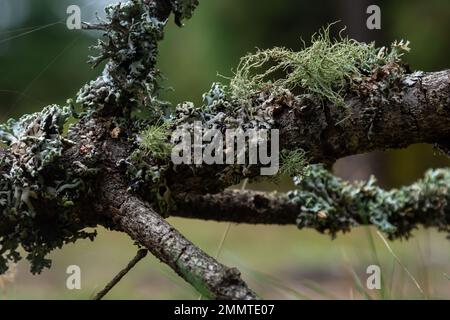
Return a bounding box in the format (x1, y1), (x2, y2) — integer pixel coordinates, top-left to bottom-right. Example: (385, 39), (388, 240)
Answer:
(115, 196), (258, 299)
(60, 116), (258, 300)
(275, 70), (450, 164)
(173, 190), (299, 225)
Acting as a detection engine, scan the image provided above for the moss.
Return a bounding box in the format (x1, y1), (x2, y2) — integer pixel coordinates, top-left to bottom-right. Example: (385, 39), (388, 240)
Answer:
(229, 25), (410, 107)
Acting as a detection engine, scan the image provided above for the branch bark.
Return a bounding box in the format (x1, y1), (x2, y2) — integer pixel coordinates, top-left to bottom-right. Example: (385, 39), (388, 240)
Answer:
(65, 117), (259, 300)
(94, 249), (148, 300)
(0, 69), (449, 298)
(163, 70), (450, 195)
(1, 0), (449, 299)
(273, 70), (450, 164)
(172, 190), (298, 225)
(171, 166), (450, 239)
(113, 194), (258, 299)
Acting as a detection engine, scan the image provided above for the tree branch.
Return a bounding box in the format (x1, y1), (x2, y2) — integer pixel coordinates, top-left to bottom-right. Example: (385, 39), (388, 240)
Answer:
(113, 194), (258, 299)
(172, 190), (298, 225)
(162, 69), (450, 195)
(1, 0), (449, 300)
(0, 69), (449, 297)
(93, 249), (148, 300)
(67, 117), (259, 300)
(273, 70), (450, 164)
(171, 166), (450, 239)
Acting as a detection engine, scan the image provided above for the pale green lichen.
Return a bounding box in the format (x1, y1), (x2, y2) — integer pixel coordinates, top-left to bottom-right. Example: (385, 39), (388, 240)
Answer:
(229, 25), (410, 106)
(0, 0), (201, 276)
(280, 149), (309, 177)
(122, 120), (174, 215)
(0, 0), (430, 279)
(138, 123), (172, 160)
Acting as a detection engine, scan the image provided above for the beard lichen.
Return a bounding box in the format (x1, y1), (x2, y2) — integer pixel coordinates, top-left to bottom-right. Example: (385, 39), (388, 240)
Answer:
(138, 122), (172, 160)
(229, 25), (410, 107)
(0, 0), (431, 277)
(279, 149), (309, 177)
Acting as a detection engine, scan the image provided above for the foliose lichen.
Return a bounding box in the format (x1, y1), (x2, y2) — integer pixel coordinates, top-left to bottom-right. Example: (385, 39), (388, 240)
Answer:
(0, 105), (96, 274)
(75, 0), (200, 213)
(77, 0), (179, 118)
(170, 0), (199, 27)
(0, 0), (428, 276)
(287, 165), (450, 239)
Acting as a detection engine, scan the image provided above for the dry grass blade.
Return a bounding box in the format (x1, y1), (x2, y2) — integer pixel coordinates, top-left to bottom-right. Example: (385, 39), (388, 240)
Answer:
(376, 231), (426, 298)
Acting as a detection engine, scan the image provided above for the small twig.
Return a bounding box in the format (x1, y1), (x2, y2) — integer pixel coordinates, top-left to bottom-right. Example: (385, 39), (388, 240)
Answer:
(93, 249), (148, 300)
(102, 178), (259, 300)
(81, 22), (108, 31)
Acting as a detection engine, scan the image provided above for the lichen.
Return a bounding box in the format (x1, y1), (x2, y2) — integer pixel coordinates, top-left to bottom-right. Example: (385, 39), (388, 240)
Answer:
(0, 105), (96, 274)
(0, 0), (432, 278)
(77, 0), (200, 214)
(229, 25), (410, 107)
(138, 122), (172, 160)
(170, 0), (199, 27)
(77, 0), (170, 119)
(287, 165), (450, 239)
(280, 149), (309, 177)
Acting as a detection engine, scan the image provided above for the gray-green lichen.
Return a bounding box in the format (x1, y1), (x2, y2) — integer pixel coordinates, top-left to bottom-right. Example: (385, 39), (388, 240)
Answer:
(287, 165), (450, 239)
(0, 105), (96, 274)
(76, 0), (199, 213)
(129, 22), (412, 196)
(0, 0), (441, 278)
(77, 1), (174, 118)
(76, 0), (198, 119)
(171, 0), (199, 27)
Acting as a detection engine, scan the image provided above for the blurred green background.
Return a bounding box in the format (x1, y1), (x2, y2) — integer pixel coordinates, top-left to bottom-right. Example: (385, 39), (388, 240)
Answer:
(0, 0), (449, 299)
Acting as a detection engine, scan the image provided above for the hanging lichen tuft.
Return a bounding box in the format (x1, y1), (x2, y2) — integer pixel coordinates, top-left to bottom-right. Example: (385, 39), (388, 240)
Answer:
(229, 25), (410, 107)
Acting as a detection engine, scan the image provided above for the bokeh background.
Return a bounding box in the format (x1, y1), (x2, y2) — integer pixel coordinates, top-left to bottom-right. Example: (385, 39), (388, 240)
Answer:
(0, 0), (449, 299)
